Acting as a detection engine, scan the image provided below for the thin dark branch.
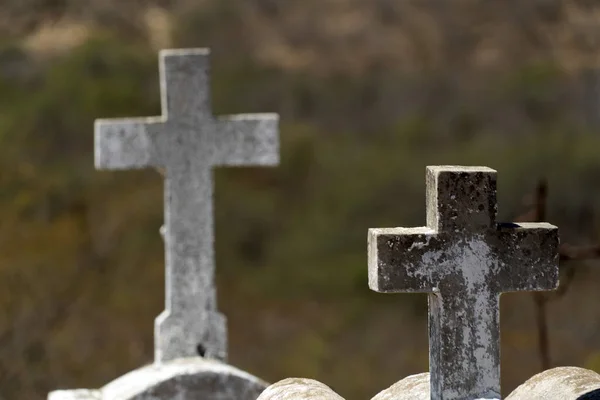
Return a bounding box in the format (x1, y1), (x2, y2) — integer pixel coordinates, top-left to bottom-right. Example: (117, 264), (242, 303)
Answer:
(560, 243), (600, 261)
(533, 292), (550, 370)
(515, 177), (600, 371)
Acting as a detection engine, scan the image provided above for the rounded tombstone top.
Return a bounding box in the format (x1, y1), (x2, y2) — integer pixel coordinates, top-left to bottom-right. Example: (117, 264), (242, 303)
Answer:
(49, 357), (267, 400)
(104, 357), (267, 400)
(371, 373), (430, 400)
(506, 366), (600, 400)
(257, 378), (344, 400)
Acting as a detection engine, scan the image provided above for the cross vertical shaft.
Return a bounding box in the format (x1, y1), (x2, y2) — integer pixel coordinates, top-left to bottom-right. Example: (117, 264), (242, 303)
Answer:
(428, 291), (500, 399)
(156, 163), (225, 362)
(164, 165), (214, 314)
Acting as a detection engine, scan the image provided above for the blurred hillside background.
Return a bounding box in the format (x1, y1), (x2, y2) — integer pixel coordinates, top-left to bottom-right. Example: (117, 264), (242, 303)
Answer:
(2, 0), (600, 399)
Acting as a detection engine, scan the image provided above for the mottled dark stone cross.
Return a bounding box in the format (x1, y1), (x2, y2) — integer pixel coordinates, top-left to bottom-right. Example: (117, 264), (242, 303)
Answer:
(368, 166), (559, 400)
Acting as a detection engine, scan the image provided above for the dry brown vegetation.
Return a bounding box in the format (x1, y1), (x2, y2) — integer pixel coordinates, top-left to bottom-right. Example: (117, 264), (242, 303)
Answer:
(1, 1), (600, 399)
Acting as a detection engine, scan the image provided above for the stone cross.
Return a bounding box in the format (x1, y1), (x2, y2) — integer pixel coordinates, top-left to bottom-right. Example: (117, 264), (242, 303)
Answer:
(95, 48), (279, 364)
(368, 166), (559, 400)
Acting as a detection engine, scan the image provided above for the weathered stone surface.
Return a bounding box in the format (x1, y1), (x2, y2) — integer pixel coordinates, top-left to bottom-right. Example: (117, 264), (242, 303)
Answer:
(48, 358), (268, 400)
(94, 48), (279, 363)
(371, 373), (430, 400)
(255, 368), (600, 400)
(368, 166), (560, 400)
(256, 373), (498, 400)
(257, 378), (344, 400)
(370, 372), (500, 400)
(506, 367), (600, 400)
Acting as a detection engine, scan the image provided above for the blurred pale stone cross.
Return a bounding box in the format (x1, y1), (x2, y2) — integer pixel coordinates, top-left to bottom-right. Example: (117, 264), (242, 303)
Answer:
(96, 48), (278, 363)
(368, 166), (559, 400)
(48, 48), (278, 399)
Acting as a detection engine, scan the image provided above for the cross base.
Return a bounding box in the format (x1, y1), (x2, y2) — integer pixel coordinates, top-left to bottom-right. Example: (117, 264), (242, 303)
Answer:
(155, 310), (226, 363)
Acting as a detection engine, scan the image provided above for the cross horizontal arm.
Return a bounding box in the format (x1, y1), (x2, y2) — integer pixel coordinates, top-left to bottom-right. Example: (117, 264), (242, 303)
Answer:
(368, 227), (442, 292)
(95, 117), (165, 170)
(214, 114), (279, 166)
(494, 222), (559, 292)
